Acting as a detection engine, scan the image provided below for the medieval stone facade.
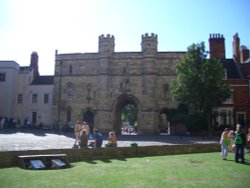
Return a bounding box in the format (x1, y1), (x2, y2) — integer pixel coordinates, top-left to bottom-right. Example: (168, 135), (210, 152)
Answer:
(52, 33), (185, 134)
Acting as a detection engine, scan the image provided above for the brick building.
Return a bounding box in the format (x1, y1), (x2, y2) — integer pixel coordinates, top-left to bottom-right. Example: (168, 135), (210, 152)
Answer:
(209, 33), (250, 128)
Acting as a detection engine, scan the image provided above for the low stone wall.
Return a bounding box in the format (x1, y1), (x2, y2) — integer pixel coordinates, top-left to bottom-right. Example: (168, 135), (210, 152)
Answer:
(0, 143), (220, 168)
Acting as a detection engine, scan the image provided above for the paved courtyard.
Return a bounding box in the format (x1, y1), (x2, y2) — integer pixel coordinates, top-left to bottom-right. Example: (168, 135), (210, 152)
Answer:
(0, 129), (219, 151)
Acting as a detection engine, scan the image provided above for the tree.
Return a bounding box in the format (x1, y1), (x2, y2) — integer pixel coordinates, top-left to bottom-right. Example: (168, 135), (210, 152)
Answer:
(121, 104), (138, 126)
(170, 42), (231, 137)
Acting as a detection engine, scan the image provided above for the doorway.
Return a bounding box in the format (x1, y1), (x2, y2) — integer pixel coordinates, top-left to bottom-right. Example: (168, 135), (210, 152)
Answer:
(113, 94), (139, 135)
(83, 109), (94, 134)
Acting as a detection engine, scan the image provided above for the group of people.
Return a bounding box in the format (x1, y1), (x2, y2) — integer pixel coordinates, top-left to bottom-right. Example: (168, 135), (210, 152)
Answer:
(73, 121), (117, 149)
(220, 123), (250, 164)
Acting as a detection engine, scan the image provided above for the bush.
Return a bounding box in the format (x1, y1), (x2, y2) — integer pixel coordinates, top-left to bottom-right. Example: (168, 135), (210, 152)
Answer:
(171, 114), (189, 124)
(186, 113), (207, 132)
(170, 113), (207, 133)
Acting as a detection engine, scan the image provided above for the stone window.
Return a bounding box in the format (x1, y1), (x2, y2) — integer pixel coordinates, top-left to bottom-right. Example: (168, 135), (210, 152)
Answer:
(44, 94), (49, 104)
(32, 94), (38, 104)
(0, 73), (6, 82)
(17, 94), (23, 104)
(67, 82), (74, 100)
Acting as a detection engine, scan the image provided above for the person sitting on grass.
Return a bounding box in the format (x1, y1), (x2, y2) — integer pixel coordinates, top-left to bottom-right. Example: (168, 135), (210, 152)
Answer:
(106, 131), (117, 147)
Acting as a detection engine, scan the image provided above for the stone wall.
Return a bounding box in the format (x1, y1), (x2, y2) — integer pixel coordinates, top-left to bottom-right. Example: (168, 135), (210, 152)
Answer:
(0, 143), (220, 168)
(52, 34), (186, 134)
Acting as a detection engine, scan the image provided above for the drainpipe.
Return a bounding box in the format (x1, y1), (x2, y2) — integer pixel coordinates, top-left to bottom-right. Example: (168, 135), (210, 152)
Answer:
(57, 61), (63, 125)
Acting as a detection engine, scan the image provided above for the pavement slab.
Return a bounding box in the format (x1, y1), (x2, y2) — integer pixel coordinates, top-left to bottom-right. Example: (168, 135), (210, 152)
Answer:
(0, 129), (219, 151)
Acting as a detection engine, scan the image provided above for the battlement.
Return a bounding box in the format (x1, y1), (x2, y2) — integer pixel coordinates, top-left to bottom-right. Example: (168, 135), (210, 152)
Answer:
(99, 34), (115, 40)
(209, 33), (224, 39)
(142, 33), (158, 39)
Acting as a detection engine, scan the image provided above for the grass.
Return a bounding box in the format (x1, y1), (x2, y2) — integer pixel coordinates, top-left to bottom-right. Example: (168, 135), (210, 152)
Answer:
(0, 152), (250, 188)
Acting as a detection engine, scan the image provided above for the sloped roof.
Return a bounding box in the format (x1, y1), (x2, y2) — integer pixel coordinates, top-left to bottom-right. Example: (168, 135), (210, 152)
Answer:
(31, 76), (54, 85)
(221, 59), (241, 79)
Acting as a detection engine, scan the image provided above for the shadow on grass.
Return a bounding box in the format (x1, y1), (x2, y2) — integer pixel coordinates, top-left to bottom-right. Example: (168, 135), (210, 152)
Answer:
(82, 157), (128, 165)
(83, 160), (98, 164)
(115, 158), (127, 161)
(100, 159), (112, 163)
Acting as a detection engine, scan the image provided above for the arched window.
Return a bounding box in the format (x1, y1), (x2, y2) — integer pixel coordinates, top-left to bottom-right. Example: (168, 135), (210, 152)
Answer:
(67, 82), (74, 100)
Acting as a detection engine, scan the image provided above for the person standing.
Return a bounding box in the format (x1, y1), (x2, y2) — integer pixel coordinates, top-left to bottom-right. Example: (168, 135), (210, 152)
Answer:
(246, 128), (250, 152)
(220, 128), (230, 160)
(74, 121), (82, 147)
(82, 122), (90, 135)
(234, 124), (246, 164)
(228, 130), (235, 152)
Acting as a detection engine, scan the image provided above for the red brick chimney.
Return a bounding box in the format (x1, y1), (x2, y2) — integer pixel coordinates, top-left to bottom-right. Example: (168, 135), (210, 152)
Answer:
(209, 33), (225, 59)
(233, 33), (240, 63)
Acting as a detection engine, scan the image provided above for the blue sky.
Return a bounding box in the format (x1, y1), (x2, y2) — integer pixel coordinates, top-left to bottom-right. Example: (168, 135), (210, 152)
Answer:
(0, 0), (249, 75)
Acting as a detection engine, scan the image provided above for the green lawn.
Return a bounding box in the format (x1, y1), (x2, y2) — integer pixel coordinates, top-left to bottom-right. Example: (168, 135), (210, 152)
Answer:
(0, 152), (249, 188)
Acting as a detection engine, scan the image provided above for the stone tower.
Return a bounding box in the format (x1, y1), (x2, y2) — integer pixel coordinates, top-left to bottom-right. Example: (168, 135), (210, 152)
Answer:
(141, 33), (158, 55)
(209, 33), (225, 59)
(98, 34), (115, 57)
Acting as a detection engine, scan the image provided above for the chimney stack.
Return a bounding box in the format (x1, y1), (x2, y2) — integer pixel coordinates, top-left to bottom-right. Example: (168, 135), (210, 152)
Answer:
(233, 33), (240, 63)
(30, 51), (40, 77)
(209, 33), (225, 59)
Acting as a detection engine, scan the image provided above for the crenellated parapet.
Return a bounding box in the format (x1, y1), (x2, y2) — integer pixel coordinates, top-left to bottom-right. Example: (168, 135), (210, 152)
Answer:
(99, 34), (115, 41)
(141, 33), (158, 55)
(142, 33), (158, 39)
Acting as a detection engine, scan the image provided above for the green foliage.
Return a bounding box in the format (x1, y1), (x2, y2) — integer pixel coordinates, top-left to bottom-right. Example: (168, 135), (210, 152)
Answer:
(171, 42), (230, 111)
(121, 104), (138, 125)
(170, 42), (231, 136)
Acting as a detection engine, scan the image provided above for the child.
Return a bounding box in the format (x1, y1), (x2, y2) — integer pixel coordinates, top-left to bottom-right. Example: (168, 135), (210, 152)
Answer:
(220, 128), (230, 160)
(228, 130), (235, 152)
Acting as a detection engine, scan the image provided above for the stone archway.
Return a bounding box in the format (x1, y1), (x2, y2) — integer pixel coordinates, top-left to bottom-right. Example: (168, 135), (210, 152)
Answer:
(82, 108), (95, 134)
(159, 108), (170, 134)
(112, 94), (141, 135)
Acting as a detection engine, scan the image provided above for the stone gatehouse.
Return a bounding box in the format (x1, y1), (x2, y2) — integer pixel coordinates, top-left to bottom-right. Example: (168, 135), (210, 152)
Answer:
(52, 33), (185, 134)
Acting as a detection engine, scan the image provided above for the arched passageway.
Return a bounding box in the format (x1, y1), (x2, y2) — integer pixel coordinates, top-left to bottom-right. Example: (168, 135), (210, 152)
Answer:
(159, 108), (170, 134)
(82, 109), (94, 134)
(113, 94), (140, 135)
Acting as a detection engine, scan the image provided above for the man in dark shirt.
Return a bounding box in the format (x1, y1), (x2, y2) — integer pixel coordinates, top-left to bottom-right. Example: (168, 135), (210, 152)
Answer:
(93, 129), (103, 148)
